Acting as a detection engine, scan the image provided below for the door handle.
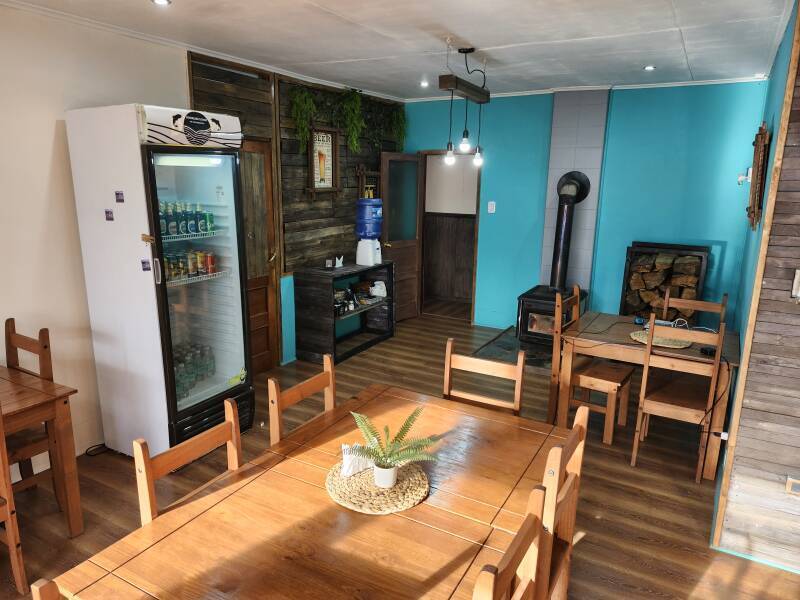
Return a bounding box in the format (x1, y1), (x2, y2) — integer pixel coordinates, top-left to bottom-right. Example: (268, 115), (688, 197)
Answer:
(384, 242), (392, 248)
(268, 252), (277, 263)
(248, 232), (255, 240)
(153, 257), (162, 285)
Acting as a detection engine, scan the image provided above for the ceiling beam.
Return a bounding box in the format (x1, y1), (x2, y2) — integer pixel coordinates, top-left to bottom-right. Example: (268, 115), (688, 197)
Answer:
(438, 74), (490, 104)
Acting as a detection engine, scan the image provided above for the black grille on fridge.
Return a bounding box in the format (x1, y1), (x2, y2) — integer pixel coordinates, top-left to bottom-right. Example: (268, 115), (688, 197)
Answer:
(516, 171), (590, 344)
(172, 388), (254, 444)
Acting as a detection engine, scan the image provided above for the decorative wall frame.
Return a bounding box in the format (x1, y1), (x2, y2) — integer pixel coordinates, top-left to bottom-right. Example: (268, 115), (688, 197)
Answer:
(356, 163), (381, 198)
(747, 122), (771, 230)
(308, 127), (341, 195)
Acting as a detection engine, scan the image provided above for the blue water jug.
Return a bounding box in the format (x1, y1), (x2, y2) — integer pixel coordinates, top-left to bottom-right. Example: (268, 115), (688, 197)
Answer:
(356, 198), (383, 239)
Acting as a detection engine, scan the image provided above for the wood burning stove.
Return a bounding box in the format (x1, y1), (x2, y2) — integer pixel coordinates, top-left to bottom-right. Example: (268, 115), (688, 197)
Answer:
(517, 171), (590, 344)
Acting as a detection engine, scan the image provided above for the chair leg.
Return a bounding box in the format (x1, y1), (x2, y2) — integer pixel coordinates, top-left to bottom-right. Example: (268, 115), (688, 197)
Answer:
(618, 380), (630, 426)
(696, 420), (710, 484)
(603, 390), (617, 446)
(641, 414), (650, 441)
(5, 512), (29, 594)
(18, 459), (34, 485)
(631, 408), (644, 467)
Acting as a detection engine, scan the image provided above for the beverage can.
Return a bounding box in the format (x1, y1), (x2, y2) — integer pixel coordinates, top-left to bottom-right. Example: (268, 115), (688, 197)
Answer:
(195, 251), (206, 275)
(167, 204), (178, 236)
(187, 251), (197, 277)
(178, 257), (187, 279)
(205, 211), (214, 232)
(178, 203), (188, 235)
(159, 202), (167, 235)
(187, 209), (198, 234)
(206, 252), (216, 274)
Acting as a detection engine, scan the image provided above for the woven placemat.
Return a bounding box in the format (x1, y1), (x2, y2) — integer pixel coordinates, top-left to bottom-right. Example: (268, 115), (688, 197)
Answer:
(325, 462), (429, 515)
(629, 329), (692, 349)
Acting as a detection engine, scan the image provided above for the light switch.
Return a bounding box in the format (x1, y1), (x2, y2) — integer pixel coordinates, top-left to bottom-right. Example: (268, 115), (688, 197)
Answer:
(488, 201), (496, 214)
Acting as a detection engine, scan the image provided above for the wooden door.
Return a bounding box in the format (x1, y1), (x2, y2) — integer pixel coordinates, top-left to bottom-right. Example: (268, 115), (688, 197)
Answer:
(241, 140), (279, 373)
(381, 152), (423, 321)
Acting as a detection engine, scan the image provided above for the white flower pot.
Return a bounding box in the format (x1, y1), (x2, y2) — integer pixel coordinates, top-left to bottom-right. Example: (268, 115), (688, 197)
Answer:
(373, 465), (398, 489)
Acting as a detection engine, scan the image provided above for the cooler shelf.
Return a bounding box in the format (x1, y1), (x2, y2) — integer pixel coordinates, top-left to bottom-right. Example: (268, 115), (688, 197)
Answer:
(162, 229), (223, 243)
(166, 269), (228, 288)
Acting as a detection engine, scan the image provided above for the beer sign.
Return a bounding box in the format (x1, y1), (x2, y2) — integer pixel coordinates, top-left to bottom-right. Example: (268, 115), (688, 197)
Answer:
(308, 127), (340, 194)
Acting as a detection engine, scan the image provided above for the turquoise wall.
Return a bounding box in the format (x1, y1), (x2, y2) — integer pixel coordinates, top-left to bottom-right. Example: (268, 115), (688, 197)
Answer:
(590, 82), (767, 325)
(736, 5), (797, 337)
(405, 95), (554, 328)
(280, 275), (296, 364)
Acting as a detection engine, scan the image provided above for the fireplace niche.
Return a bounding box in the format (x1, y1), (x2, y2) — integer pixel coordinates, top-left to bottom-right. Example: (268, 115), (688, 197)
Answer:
(619, 242), (709, 322)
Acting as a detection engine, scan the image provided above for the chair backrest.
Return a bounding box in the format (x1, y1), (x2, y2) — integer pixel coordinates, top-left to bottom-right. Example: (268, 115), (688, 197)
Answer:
(662, 289), (728, 324)
(472, 407), (589, 600)
(549, 285), (581, 418)
(643, 294), (727, 412)
(268, 354), (335, 446)
(133, 398), (242, 526)
(31, 579), (60, 600)
(443, 338), (525, 413)
(473, 487), (546, 600)
(4, 318), (53, 381)
(535, 405), (589, 600)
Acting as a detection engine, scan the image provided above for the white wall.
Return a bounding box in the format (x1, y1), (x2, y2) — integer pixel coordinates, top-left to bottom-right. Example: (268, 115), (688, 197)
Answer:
(425, 154), (478, 214)
(0, 6), (189, 454)
(540, 90), (608, 290)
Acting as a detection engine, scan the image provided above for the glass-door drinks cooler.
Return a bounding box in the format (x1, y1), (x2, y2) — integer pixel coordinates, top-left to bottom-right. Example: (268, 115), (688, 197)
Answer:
(66, 104), (254, 456)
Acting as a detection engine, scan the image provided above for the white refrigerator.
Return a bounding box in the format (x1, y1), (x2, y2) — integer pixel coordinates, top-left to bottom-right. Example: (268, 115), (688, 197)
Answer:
(66, 104), (253, 455)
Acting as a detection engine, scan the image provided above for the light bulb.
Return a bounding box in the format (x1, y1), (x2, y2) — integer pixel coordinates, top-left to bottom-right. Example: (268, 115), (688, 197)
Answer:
(459, 129), (471, 153)
(643, 65), (656, 72)
(152, 0), (172, 5)
(444, 142), (456, 165)
(473, 148), (483, 167)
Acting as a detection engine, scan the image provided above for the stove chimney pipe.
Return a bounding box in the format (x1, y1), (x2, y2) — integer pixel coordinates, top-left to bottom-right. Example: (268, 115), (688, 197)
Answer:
(549, 171), (590, 290)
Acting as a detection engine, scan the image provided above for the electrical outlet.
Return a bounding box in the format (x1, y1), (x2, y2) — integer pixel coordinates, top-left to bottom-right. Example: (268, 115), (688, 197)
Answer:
(787, 476), (800, 496)
(487, 201), (496, 214)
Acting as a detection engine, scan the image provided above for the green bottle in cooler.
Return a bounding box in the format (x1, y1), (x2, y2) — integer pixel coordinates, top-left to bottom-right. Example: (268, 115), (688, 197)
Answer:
(196, 203), (207, 234)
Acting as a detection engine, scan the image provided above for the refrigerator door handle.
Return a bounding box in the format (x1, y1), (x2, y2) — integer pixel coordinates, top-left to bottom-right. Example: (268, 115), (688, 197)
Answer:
(153, 257), (162, 285)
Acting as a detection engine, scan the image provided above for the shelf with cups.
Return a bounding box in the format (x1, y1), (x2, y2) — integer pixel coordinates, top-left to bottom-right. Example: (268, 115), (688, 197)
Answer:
(162, 229), (224, 243)
(166, 269), (228, 288)
(335, 298), (391, 321)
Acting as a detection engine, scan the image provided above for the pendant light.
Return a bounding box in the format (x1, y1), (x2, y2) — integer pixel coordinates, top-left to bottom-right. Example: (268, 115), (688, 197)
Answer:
(444, 90), (456, 165)
(459, 100), (471, 153)
(473, 103), (483, 166)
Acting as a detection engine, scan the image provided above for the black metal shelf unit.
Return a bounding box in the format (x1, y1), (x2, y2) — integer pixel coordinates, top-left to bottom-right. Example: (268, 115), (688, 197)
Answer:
(294, 262), (395, 364)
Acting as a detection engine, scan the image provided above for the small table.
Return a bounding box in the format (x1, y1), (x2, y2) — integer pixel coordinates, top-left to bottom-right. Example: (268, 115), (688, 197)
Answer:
(552, 312), (740, 480)
(51, 384), (570, 599)
(0, 366), (83, 536)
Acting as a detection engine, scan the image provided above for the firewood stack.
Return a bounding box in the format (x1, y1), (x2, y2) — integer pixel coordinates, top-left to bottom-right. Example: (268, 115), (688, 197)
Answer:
(624, 253), (702, 320)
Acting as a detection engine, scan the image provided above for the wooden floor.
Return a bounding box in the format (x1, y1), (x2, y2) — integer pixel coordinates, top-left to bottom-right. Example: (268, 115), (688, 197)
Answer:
(9, 315), (800, 599)
(422, 298), (471, 321)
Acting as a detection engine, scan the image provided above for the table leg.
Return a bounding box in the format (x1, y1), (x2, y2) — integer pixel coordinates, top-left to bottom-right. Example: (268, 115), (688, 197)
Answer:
(557, 340), (575, 429)
(603, 390), (617, 445)
(53, 398), (83, 537)
(703, 363), (733, 481)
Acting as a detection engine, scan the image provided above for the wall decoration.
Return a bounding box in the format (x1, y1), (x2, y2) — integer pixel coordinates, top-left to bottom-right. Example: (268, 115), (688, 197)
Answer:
(309, 127), (340, 192)
(335, 89), (365, 152)
(747, 122), (771, 230)
(289, 86), (317, 152)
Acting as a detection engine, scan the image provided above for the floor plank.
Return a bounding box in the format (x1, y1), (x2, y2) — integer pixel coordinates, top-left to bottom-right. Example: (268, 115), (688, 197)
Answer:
(8, 315), (800, 599)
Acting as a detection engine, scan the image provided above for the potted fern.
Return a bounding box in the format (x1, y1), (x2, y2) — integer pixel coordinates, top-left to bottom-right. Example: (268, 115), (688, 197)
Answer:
(348, 407), (440, 489)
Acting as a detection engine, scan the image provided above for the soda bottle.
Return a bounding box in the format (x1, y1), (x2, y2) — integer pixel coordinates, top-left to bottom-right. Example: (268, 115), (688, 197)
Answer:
(187, 251), (197, 278)
(205, 210), (214, 232)
(166, 203), (177, 236)
(196, 203), (207, 233)
(159, 202), (167, 235)
(187, 203), (198, 234)
(178, 202), (188, 235)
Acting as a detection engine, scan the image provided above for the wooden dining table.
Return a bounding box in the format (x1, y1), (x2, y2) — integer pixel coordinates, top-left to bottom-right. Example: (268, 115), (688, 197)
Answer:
(51, 384), (571, 599)
(552, 312), (740, 481)
(0, 365), (83, 536)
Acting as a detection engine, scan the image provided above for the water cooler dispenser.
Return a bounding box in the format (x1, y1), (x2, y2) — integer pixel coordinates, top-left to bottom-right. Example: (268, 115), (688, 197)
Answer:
(356, 197), (383, 266)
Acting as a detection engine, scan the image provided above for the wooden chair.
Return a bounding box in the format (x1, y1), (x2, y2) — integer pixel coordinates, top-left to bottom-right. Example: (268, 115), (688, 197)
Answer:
(268, 354), (335, 446)
(3, 318), (63, 501)
(630, 294), (728, 483)
(550, 287), (633, 444)
(0, 402), (28, 594)
(473, 406), (589, 600)
(443, 338), (525, 415)
(133, 398), (242, 526)
(31, 579), (59, 599)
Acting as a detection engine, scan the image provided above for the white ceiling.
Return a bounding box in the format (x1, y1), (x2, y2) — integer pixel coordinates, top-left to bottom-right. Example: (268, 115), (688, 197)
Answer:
(8, 0), (794, 99)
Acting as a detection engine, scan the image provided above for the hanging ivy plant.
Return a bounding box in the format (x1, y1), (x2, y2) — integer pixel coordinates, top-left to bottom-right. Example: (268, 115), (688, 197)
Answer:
(389, 106), (406, 149)
(288, 86), (316, 152)
(335, 89), (366, 153)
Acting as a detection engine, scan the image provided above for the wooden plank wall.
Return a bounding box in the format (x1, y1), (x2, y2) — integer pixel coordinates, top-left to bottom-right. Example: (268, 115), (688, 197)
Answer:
(278, 79), (401, 272)
(189, 54), (273, 141)
(718, 55), (800, 570)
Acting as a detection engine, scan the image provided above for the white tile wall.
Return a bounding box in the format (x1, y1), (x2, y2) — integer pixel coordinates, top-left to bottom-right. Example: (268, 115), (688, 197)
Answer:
(539, 90), (609, 291)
